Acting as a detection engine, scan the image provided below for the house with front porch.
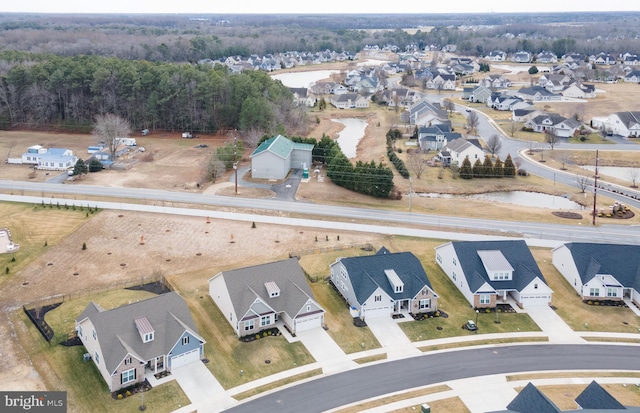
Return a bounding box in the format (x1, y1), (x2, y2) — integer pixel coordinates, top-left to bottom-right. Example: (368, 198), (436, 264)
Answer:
(552, 243), (640, 304)
(75, 292), (205, 392)
(591, 111), (640, 137)
(517, 86), (561, 101)
(330, 93), (369, 109)
(17, 145), (78, 171)
(438, 138), (484, 167)
(330, 247), (438, 320)
(209, 258), (325, 336)
(418, 123), (461, 151)
(435, 240), (552, 309)
(408, 99), (448, 126)
(524, 113), (581, 138)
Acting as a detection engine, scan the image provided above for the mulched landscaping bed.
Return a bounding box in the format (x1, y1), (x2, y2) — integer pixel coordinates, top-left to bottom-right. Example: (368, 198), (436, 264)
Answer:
(239, 327), (281, 342)
(23, 302), (62, 342)
(126, 281), (172, 295)
(60, 336), (82, 347)
(111, 380), (151, 400)
(583, 299), (628, 307)
(410, 309), (449, 321)
(552, 211), (583, 219)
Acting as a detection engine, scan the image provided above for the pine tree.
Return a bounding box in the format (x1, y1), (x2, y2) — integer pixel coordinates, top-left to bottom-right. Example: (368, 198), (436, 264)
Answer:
(459, 156), (473, 179)
(472, 159), (483, 178)
(482, 155), (494, 178)
(503, 154), (516, 177)
(493, 157), (504, 178)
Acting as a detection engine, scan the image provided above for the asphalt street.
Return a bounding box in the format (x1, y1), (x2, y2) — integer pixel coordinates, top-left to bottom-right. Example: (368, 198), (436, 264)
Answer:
(222, 344), (640, 413)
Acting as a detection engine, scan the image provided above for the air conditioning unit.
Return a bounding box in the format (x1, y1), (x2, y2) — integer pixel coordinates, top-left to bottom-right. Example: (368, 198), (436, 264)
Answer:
(83, 353), (91, 362)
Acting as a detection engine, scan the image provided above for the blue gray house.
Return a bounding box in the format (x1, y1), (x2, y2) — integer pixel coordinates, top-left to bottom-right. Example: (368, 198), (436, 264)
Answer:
(330, 247), (438, 319)
(75, 292), (205, 391)
(250, 135), (313, 180)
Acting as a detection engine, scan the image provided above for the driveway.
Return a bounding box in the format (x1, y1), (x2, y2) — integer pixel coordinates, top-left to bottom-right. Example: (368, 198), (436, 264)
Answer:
(232, 167), (303, 201)
(365, 317), (420, 359)
(295, 328), (357, 374)
(525, 306), (585, 344)
(172, 361), (237, 411)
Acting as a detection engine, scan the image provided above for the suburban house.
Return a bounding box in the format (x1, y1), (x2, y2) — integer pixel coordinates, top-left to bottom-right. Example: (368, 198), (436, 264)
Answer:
(536, 51), (558, 63)
(524, 113), (581, 138)
(408, 99), (448, 126)
(329, 247), (438, 319)
(426, 73), (456, 90)
(561, 82), (596, 99)
(517, 86), (561, 101)
(418, 123), (461, 151)
(380, 88), (418, 107)
(75, 292), (205, 392)
(250, 135), (313, 180)
(510, 51), (531, 63)
(512, 108), (543, 123)
(485, 50), (506, 62)
(468, 84), (492, 103)
(11, 145), (79, 171)
(625, 70), (640, 83)
(591, 111), (640, 137)
(438, 138), (484, 167)
(552, 242), (640, 304)
(289, 87), (316, 107)
(491, 381), (640, 413)
(481, 74), (511, 89)
(330, 93), (369, 109)
(435, 240), (553, 309)
(209, 258), (325, 337)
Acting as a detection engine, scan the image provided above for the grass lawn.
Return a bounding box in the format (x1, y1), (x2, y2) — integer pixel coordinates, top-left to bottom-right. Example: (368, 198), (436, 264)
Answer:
(0, 202), (92, 287)
(16, 289), (190, 413)
(333, 385), (451, 413)
(168, 273), (316, 389)
(391, 397), (470, 413)
(532, 248), (640, 332)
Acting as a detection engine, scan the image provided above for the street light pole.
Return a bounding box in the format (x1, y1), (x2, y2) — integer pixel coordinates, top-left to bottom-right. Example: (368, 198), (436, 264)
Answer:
(233, 137), (238, 195)
(592, 149), (599, 226)
(475, 309), (479, 334)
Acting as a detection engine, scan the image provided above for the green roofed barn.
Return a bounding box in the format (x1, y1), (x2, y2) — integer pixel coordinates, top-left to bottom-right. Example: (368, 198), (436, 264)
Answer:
(250, 135), (314, 180)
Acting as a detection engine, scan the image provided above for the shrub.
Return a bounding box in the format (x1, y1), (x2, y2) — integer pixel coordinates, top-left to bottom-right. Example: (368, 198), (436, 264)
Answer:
(117, 394), (123, 400)
(82, 242), (87, 250)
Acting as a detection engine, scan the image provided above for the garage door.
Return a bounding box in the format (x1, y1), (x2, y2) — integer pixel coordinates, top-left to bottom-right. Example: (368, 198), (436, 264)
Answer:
(521, 295), (551, 308)
(171, 348), (200, 369)
(295, 314), (323, 333)
(363, 306), (391, 319)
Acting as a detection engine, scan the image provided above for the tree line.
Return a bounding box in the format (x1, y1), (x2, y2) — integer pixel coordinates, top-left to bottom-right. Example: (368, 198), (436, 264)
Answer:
(459, 154), (516, 179)
(0, 52), (305, 135)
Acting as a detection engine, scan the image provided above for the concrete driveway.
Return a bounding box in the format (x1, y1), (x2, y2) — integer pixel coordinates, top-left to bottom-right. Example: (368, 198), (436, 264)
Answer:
(172, 361), (237, 412)
(525, 305), (585, 344)
(296, 328), (357, 374)
(365, 317), (420, 359)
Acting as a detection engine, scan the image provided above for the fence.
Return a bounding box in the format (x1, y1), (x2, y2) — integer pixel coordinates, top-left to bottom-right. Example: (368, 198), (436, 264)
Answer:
(289, 242), (374, 259)
(22, 274), (170, 311)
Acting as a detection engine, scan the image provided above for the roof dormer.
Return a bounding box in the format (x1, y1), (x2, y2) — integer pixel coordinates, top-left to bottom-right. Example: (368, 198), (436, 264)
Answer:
(384, 269), (404, 293)
(264, 281), (280, 298)
(134, 316), (155, 343)
(478, 250), (514, 281)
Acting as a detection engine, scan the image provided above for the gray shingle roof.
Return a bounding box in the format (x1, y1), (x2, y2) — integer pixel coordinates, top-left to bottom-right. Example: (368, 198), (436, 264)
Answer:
(216, 258), (320, 321)
(562, 243), (640, 291)
(575, 381), (626, 410)
(450, 240), (548, 293)
(76, 292), (203, 374)
(338, 248), (435, 304)
(506, 382), (562, 413)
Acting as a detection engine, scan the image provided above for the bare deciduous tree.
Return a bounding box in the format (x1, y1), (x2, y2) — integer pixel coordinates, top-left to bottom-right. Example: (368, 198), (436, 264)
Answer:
(508, 120), (519, 137)
(442, 98), (455, 113)
(513, 156), (523, 170)
(576, 172), (590, 193)
(203, 152), (227, 184)
(485, 134), (503, 157)
(93, 114), (131, 159)
(629, 168), (639, 188)
(407, 150), (426, 179)
(544, 129), (559, 150)
(466, 111), (480, 135)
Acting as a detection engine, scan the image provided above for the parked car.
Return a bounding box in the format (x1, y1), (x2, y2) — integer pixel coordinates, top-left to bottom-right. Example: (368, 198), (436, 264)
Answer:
(464, 320), (477, 331)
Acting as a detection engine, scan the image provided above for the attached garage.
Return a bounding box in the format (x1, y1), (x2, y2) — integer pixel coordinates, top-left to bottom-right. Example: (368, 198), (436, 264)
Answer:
(363, 306), (391, 319)
(295, 314), (323, 333)
(519, 294), (551, 308)
(170, 348), (200, 369)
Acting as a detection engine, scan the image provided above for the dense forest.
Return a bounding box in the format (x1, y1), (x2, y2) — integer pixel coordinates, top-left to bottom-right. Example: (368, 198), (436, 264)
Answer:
(0, 52), (306, 135)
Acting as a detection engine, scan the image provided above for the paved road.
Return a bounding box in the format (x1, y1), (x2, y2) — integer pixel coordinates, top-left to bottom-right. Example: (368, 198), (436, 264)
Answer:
(1, 181), (639, 245)
(222, 344), (640, 413)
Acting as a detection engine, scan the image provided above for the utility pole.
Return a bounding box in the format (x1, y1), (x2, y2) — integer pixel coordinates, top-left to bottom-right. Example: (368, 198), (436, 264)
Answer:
(233, 137), (238, 195)
(409, 177), (412, 212)
(592, 150), (599, 226)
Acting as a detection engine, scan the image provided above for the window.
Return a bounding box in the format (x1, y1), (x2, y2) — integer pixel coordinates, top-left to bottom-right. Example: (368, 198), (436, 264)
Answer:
(534, 283), (538, 289)
(306, 305), (311, 312)
(94, 352), (100, 364)
(607, 288), (618, 297)
(395, 285), (403, 293)
(244, 319), (255, 331)
(374, 295), (382, 302)
(436, 254), (442, 264)
(589, 288), (600, 297)
(92, 330), (96, 340)
(419, 299), (431, 309)
(453, 258), (457, 266)
(452, 272), (457, 281)
(124, 357), (132, 365)
(182, 336), (190, 345)
(121, 368), (136, 385)
(260, 315), (270, 327)
(143, 332), (154, 342)
(479, 294), (491, 305)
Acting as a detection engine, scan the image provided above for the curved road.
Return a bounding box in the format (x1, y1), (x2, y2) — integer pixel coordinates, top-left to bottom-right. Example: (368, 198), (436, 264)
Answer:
(223, 344), (640, 413)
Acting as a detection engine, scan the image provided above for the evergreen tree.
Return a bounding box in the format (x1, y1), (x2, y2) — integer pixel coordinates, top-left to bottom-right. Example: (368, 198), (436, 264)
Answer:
(482, 155), (493, 178)
(503, 154), (516, 177)
(459, 156), (473, 179)
(472, 159), (483, 178)
(73, 159), (88, 177)
(493, 157), (504, 178)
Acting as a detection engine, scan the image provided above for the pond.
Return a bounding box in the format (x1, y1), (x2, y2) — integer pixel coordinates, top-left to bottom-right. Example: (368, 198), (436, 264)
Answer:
(271, 70), (340, 88)
(332, 118), (368, 158)
(580, 165), (639, 184)
(416, 190), (585, 210)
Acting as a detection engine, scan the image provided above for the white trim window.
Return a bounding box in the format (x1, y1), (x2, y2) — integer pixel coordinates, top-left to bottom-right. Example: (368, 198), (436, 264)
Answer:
(244, 319), (255, 331)
(607, 288), (618, 297)
(479, 294), (491, 305)
(182, 336), (190, 345)
(121, 368), (136, 385)
(419, 299), (431, 310)
(260, 315), (270, 327)
(589, 287), (600, 297)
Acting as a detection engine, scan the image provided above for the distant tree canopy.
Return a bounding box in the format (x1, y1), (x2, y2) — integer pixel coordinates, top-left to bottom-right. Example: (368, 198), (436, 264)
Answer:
(0, 53), (297, 135)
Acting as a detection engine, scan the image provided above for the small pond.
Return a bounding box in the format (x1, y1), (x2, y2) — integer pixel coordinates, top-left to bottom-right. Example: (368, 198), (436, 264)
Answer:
(332, 118), (368, 158)
(271, 70), (340, 88)
(416, 190), (585, 210)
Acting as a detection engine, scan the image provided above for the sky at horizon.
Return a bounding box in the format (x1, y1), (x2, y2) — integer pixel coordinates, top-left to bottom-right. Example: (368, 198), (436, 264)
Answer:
(1, 0), (639, 15)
